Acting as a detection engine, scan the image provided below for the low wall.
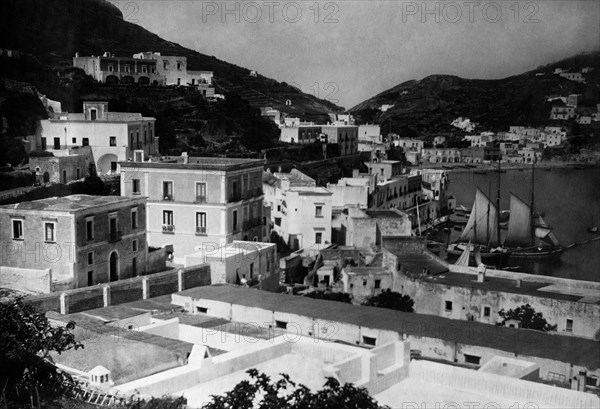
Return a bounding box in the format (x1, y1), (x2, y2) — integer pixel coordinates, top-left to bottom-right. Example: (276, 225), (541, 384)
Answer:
(116, 339), (291, 397)
(25, 264), (211, 314)
(147, 248), (168, 275)
(450, 264), (600, 290)
(0, 266), (52, 293)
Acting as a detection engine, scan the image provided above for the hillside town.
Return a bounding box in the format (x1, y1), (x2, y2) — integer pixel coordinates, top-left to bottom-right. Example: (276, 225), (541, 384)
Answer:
(1, 1), (600, 408)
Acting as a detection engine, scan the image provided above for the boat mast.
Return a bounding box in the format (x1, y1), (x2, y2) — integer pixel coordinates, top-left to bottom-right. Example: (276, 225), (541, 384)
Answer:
(496, 159), (501, 246)
(530, 158), (535, 247)
(487, 181), (491, 247)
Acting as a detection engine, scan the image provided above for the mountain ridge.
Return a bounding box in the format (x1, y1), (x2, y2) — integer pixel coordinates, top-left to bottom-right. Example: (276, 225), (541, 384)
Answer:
(349, 52), (600, 136)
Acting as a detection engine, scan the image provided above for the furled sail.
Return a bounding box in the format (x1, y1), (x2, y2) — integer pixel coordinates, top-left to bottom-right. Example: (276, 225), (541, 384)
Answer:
(459, 188), (499, 246)
(504, 193), (532, 247)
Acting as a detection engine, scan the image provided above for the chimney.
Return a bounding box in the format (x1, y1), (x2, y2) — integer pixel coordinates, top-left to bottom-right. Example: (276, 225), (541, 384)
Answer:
(181, 152), (188, 164)
(352, 169), (359, 178)
(75, 52), (79, 58)
(477, 264), (486, 283)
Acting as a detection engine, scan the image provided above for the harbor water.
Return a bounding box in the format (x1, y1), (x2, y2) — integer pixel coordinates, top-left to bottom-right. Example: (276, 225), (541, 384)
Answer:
(447, 167), (600, 282)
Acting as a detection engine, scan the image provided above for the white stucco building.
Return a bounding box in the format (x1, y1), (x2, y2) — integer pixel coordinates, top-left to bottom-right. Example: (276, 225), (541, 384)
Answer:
(37, 101), (158, 174)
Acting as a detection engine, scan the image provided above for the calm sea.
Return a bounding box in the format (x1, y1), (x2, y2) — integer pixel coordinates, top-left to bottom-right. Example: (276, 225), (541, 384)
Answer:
(447, 167), (600, 282)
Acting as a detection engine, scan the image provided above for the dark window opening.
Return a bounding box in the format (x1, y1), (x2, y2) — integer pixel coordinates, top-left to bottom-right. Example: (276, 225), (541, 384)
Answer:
(362, 336), (376, 346)
(275, 320), (287, 329)
(196, 307), (208, 314)
(464, 354), (481, 365)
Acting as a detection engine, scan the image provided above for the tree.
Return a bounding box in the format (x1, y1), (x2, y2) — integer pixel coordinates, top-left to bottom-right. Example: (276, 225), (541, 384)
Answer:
(202, 369), (389, 409)
(497, 304), (556, 332)
(303, 291), (352, 304)
(0, 297), (82, 407)
(362, 289), (414, 312)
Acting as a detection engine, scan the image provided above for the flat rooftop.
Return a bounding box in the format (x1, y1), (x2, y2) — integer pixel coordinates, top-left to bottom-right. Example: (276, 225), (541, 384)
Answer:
(288, 186), (332, 195)
(0, 194), (143, 213)
(422, 271), (600, 304)
(177, 285), (600, 370)
(119, 156), (264, 171)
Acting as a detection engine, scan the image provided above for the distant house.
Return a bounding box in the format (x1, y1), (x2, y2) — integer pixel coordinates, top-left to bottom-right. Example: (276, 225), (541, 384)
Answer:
(73, 52), (164, 85)
(577, 115), (592, 125)
(559, 72), (584, 83)
(133, 52), (214, 97)
(550, 105), (576, 120)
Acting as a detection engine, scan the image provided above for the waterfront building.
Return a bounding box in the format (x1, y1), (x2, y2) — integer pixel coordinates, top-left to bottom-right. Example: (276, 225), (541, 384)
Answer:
(0, 195), (148, 290)
(120, 155), (265, 262)
(37, 101), (158, 174)
(421, 148), (461, 163)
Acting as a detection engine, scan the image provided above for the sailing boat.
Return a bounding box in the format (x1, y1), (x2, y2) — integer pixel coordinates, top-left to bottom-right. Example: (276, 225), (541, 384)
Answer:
(446, 188), (508, 265)
(505, 172), (564, 260)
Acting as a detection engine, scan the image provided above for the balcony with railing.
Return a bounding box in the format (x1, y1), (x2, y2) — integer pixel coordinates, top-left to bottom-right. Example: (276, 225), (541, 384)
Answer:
(163, 194), (173, 201)
(108, 230), (122, 242)
(195, 226), (207, 235)
(195, 195), (207, 203)
(162, 224), (175, 234)
(228, 193), (242, 203)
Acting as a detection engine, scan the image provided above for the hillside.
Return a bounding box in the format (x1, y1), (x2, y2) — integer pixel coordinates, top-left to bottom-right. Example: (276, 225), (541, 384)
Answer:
(0, 0), (343, 116)
(349, 52), (600, 137)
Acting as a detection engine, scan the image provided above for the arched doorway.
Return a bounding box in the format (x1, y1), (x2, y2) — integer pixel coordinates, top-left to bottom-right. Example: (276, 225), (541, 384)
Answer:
(43, 172), (50, 183)
(138, 76), (150, 85)
(97, 153), (118, 174)
(121, 76), (134, 85)
(105, 75), (119, 85)
(109, 251), (119, 282)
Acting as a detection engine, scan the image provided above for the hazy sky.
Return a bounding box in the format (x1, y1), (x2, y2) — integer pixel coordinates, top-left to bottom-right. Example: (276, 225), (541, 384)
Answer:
(122, 0), (599, 108)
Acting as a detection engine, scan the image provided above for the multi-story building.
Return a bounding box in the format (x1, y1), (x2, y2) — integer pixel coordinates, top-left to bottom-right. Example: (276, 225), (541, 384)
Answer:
(73, 52), (164, 85)
(541, 133), (565, 147)
(133, 52), (214, 97)
(263, 170), (332, 253)
(279, 124), (322, 144)
(120, 155), (265, 262)
(567, 94), (581, 107)
(518, 148), (542, 163)
(358, 124), (382, 143)
(421, 148), (461, 163)
(550, 106), (576, 120)
(0, 195), (147, 290)
(364, 159), (403, 181)
(321, 125), (358, 156)
(393, 138), (424, 152)
(37, 101), (158, 174)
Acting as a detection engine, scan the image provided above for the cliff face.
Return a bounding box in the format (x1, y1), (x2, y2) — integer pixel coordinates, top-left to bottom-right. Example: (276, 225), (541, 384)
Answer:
(349, 52), (600, 136)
